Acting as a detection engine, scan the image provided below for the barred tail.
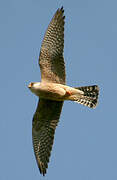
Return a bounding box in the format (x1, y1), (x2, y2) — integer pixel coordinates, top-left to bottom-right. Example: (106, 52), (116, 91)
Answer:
(74, 85), (99, 108)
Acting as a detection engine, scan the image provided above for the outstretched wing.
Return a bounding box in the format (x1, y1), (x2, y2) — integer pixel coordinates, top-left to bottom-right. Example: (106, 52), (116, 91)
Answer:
(32, 99), (63, 175)
(39, 7), (66, 85)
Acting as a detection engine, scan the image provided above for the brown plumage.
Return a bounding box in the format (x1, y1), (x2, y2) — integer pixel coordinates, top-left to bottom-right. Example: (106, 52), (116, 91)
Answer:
(28, 7), (99, 176)
(32, 7), (65, 175)
(39, 7), (65, 84)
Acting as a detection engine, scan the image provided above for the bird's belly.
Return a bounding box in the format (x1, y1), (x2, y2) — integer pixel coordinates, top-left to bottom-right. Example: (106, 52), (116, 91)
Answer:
(35, 84), (66, 101)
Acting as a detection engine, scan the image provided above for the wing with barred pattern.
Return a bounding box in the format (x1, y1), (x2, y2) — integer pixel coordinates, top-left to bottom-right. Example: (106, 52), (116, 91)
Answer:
(39, 7), (66, 85)
(32, 99), (63, 175)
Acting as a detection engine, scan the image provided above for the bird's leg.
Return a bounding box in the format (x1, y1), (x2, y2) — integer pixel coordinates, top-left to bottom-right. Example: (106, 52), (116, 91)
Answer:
(65, 90), (72, 96)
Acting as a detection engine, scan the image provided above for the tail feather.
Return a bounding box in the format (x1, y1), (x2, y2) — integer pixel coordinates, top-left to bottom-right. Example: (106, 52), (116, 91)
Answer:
(74, 85), (99, 108)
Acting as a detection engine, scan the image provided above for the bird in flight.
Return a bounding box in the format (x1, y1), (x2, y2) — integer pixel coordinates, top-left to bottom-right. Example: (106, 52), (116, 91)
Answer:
(28, 7), (99, 176)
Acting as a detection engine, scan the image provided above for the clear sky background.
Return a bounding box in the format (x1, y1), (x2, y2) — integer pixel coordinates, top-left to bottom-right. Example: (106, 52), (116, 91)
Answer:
(0, 0), (117, 179)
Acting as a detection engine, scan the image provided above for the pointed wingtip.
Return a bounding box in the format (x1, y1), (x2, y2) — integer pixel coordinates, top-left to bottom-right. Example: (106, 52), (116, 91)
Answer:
(61, 6), (64, 13)
(61, 6), (64, 10)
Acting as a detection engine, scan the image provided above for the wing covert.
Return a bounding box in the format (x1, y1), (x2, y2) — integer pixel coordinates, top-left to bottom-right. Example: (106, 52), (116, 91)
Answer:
(39, 7), (66, 84)
(32, 98), (63, 175)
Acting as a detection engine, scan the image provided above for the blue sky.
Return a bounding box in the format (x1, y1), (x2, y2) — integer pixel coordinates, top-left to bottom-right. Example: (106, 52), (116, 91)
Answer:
(0, 0), (117, 179)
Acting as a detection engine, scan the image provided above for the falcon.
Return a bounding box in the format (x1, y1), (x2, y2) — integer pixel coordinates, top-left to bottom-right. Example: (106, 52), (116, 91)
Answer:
(28, 7), (99, 176)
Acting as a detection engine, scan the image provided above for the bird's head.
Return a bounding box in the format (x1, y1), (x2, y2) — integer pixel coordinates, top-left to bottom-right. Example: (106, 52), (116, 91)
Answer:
(28, 82), (41, 96)
(28, 82), (41, 88)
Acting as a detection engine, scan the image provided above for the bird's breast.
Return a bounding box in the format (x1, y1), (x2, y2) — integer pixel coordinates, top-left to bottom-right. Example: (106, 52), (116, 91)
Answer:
(32, 82), (66, 101)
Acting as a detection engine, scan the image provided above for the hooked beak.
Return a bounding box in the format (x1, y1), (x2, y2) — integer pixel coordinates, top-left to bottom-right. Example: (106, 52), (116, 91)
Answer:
(28, 82), (33, 88)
